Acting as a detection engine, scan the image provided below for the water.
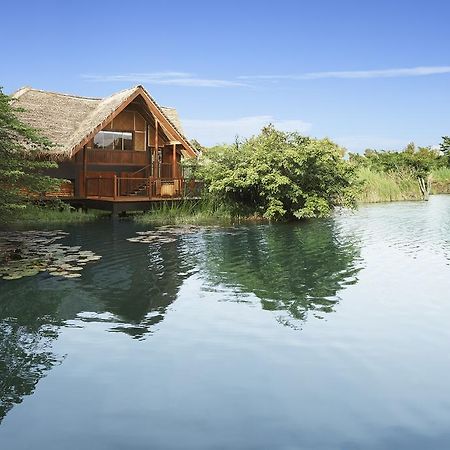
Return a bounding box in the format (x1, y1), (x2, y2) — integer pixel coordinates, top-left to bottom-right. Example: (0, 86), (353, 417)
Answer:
(1, 196), (450, 449)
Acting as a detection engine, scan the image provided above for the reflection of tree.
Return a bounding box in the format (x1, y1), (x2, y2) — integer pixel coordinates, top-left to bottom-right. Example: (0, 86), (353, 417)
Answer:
(0, 296), (63, 423)
(202, 220), (361, 325)
(0, 228), (197, 422)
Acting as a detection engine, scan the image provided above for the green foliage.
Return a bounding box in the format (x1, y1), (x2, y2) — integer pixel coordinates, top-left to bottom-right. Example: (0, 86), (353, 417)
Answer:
(350, 143), (443, 200)
(135, 198), (235, 226)
(0, 87), (60, 220)
(430, 167), (450, 194)
(3, 203), (108, 225)
(431, 166), (450, 182)
(440, 136), (450, 166)
(356, 167), (422, 203)
(351, 143), (442, 177)
(193, 125), (357, 221)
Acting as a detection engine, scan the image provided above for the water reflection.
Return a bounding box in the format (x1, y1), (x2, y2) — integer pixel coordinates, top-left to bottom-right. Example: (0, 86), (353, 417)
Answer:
(0, 225), (196, 419)
(201, 220), (362, 326)
(0, 219), (361, 423)
(0, 295), (63, 422)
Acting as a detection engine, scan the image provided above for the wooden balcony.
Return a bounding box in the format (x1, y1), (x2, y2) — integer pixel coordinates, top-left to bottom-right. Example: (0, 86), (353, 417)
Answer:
(85, 176), (203, 201)
(86, 149), (148, 166)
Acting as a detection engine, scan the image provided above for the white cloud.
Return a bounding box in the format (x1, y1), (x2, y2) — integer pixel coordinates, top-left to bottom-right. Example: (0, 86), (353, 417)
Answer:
(239, 65), (450, 81)
(183, 115), (312, 145)
(81, 72), (247, 88)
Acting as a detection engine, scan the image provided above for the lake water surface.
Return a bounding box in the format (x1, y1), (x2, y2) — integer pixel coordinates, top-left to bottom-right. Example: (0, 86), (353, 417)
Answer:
(1, 196), (450, 449)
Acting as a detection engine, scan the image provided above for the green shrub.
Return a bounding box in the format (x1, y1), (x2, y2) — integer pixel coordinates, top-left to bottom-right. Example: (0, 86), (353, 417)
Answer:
(193, 125), (357, 221)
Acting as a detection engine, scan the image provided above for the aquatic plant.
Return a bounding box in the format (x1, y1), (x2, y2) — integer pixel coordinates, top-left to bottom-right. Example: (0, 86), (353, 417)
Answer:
(0, 230), (101, 280)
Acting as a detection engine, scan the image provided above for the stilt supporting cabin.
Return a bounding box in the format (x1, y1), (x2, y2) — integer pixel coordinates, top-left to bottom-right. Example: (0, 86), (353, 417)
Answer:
(12, 85), (201, 213)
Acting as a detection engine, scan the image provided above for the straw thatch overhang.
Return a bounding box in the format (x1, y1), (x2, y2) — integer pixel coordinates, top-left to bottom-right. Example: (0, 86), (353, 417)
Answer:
(11, 85), (196, 160)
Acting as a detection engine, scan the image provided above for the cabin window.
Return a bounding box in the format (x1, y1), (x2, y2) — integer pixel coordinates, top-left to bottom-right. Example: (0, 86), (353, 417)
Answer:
(93, 131), (133, 150)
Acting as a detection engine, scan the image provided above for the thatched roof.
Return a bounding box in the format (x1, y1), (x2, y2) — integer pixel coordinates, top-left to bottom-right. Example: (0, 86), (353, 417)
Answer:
(161, 107), (184, 134)
(11, 85), (195, 159)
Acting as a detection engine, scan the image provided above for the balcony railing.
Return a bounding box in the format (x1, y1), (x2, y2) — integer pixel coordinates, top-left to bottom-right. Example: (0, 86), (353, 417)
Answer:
(85, 176), (203, 200)
(86, 149), (148, 165)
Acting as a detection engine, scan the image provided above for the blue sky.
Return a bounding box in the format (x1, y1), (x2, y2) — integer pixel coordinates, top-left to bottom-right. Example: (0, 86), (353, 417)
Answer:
(2, 0), (450, 151)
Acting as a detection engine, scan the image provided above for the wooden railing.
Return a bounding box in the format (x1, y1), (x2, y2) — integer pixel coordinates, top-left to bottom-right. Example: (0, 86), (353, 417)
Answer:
(85, 177), (203, 200)
(22, 181), (75, 200)
(86, 149), (147, 165)
(86, 176), (116, 198)
(118, 177), (149, 197)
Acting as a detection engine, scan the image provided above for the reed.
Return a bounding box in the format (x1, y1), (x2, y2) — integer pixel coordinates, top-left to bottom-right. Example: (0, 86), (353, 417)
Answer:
(134, 198), (235, 225)
(2, 203), (107, 225)
(431, 167), (450, 194)
(356, 167), (422, 203)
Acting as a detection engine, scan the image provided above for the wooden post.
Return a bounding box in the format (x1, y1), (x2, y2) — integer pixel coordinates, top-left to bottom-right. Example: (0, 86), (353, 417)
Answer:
(146, 124), (150, 179)
(172, 143), (177, 179)
(154, 119), (159, 179)
(113, 174), (117, 199)
(82, 145), (87, 197)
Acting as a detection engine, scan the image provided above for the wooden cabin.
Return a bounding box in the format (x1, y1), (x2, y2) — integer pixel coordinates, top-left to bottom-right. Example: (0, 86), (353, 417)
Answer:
(12, 85), (200, 213)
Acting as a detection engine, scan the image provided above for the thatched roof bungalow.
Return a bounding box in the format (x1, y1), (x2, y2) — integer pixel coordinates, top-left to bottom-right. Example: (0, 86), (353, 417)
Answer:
(12, 85), (198, 210)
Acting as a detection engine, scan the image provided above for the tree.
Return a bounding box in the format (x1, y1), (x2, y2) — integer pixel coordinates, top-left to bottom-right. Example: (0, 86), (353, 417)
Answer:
(195, 125), (357, 220)
(0, 87), (59, 219)
(440, 136), (450, 166)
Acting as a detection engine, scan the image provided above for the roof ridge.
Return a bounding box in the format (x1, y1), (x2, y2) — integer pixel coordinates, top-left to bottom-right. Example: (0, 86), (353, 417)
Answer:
(13, 86), (103, 101)
(13, 85), (142, 102)
(11, 86), (32, 99)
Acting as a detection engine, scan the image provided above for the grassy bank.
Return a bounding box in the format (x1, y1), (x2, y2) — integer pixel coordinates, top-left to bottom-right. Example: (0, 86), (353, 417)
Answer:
(1, 204), (107, 226)
(356, 167), (421, 203)
(134, 199), (236, 226)
(431, 167), (450, 194)
(357, 167), (450, 203)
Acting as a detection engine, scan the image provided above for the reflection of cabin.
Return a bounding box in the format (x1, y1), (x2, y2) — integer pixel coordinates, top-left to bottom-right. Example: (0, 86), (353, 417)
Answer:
(12, 85), (200, 213)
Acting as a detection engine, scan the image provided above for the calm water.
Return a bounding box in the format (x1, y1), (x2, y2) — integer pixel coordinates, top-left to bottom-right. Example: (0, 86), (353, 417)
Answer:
(1, 196), (450, 449)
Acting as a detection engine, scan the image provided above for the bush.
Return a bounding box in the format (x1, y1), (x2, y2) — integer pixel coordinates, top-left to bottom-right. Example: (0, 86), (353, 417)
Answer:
(193, 125), (358, 221)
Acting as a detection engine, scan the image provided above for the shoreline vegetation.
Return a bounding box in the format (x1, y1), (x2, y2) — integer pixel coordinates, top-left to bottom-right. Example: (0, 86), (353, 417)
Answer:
(357, 167), (450, 203)
(3, 86), (450, 227)
(3, 168), (450, 227)
(2, 204), (108, 227)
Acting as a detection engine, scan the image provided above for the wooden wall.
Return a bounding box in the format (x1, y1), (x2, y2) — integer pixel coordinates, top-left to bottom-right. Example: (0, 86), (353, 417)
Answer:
(86, 108), (148, 151)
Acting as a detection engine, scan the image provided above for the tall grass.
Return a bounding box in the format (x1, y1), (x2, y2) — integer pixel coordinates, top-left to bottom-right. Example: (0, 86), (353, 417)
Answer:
(134, 198), (235, 225)
(356, 167), (422, 203)
(2, 203), (107, 226)
(431, 167), (450, 194)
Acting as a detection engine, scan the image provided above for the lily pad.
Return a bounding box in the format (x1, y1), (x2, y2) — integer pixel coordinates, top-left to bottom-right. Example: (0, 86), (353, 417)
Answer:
(3, 275), (23, 280)
(0, 230), (103, 282)
(64, 273), (82, 279)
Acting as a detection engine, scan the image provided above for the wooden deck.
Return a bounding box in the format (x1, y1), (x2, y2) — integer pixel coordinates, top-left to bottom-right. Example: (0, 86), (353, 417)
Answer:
(85, 196), (187, 202)
(42, 176), (203, 215)
(69, 195), (200, 215)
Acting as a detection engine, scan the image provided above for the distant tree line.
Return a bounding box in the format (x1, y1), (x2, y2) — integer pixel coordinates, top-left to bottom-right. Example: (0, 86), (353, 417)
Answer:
(348, 142), (448, 200)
